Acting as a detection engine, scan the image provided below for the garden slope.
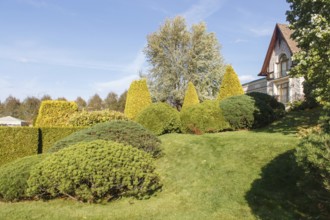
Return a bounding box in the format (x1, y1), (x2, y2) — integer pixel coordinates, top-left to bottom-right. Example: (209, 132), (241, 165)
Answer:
(0, 109), (321, 219)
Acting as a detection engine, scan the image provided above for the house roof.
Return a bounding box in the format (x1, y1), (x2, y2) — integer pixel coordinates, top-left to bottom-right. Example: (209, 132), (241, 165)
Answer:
(258, 23), (300, 76)
(0, 116), (26, 124)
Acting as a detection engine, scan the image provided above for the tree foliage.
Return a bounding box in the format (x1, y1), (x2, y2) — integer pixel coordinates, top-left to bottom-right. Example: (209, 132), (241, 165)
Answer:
(144, 16), (225, 108)
(182, 82), (199, 110)
(104, 92), (118, 110)
(3, 96), (21, 118)
(217, 65), (244, 101)
(20, 96), (41, 124)
(124, 79), (152, 120)
(75, 97), (87, 111)
(286, 0), (330, 130)
(117, 90), (127, 113)
(87, 94), (103, 111)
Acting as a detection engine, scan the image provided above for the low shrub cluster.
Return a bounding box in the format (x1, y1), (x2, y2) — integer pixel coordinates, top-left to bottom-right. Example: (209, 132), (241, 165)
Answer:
(27, 140), (161, 203)
(180, 100), (229, 134)
(67, 110), (128, 127)
(0, 155), (45, 201)
(136, 102), (181, 135)
(220, 93), (285, 130)
(49, 120), (162, 157)
(0, 127), (39, 166)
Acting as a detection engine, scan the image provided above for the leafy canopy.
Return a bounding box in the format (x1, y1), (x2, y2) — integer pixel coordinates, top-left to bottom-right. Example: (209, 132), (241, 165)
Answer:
(144, 16), (225, 108)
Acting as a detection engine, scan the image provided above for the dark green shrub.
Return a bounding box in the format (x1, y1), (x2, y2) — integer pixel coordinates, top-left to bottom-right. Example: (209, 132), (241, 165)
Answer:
(27, 140), (161, 203)
(136, 102), (181, 135)
(67, 110), (128, 127)
(247, 92), (285, 119)
(40, 127), (85, 152)
(180, 100), (229, 134)
(0, 155), (45, 201)
(49, 120), (161, 157)
(0, 127), (39, 166)
(220, 95), (255, 130)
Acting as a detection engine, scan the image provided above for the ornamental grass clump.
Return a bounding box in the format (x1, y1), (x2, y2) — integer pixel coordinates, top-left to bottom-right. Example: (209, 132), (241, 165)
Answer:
(27, 140), (162, 203)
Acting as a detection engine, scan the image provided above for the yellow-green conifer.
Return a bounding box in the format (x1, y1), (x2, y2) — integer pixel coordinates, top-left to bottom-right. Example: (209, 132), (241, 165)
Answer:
(35, 100), (78, 127)
(217, 65), (244, 101)
(182, 82), (199, 110)
(124, 79), (152, 120)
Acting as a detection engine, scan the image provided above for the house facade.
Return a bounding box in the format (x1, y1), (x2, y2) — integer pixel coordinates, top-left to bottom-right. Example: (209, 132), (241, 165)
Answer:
(0, 116), (28, 126)
(244, 24), (304, 105)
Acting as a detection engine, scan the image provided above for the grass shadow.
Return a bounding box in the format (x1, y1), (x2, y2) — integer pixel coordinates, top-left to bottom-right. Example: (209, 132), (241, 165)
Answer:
(254, 108), (321, 135)
(245, 150), (327, 219)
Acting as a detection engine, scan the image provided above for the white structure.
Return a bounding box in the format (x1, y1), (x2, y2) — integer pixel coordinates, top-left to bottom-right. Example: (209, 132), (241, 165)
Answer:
(244, 24), (304, 105)
(0, 116), (28, 126)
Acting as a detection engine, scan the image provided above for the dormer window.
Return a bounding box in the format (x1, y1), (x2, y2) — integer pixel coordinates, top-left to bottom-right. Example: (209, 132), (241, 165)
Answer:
(280, 54), (288, 77)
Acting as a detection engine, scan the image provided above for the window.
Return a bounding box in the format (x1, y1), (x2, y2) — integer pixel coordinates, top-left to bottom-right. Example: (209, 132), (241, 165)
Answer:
(279, 54), (288, 77)
(277, 82), (289, 103)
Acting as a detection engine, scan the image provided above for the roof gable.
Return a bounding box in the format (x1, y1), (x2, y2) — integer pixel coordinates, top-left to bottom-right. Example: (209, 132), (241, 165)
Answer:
(258, 23), (300, 76)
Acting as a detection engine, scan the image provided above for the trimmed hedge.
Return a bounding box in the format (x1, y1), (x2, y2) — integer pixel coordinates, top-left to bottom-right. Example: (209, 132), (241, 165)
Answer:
(27, 140), (162, 203)
(220, 95), (255, 130)
(35, 100), (78, 127)
(0, 127), (39, 166)
(0, 155), (45, 201)
(182, 82), (199, 110)
(0, 127), (86, 166)
(49, 120), (162, 157)
(67, 110), (128, 127)
(180, 100), (230, 134)
(40, 127), (85, 153)
(136, 102), (181, 135)
(124, 79), (152, 120)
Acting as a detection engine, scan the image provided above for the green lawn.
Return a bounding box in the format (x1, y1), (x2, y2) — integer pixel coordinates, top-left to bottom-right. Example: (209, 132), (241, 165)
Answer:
(0, 109), (322, 219)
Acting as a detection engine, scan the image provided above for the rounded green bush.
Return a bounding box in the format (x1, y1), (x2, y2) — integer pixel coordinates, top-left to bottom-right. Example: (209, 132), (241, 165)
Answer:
(67, 110), (128, 127)
(136, 102), (181, 135)
(247, 92), (285, 119)
(180, 100), (229, 134)
(48, 120), (161, 157)
(27, 140), (161, 203)
(220, 95), (255, 130)
(0, 155), (45, 201)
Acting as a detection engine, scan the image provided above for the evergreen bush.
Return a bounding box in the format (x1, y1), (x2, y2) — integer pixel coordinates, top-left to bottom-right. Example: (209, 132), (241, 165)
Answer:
(182, 82), (199, 110)
(180, 100), (229, 134)
(124, 79), (152, 120)
(67, 109), (128, 127)
(0, 155), (44, 201)
(247, 92), (285, 119)
(220, 95), (255, 130)
(35, 100), (78, 127)
(217, 65), (244, 101)
(27, 140), (161, 203)
(49, 120), (161, 157)
(136, 102), (181, 135)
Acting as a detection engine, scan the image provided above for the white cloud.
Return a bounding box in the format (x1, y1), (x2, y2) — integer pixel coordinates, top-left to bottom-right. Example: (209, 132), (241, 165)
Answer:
(181, 0), (227, 24)
(233, 38), (248, 43)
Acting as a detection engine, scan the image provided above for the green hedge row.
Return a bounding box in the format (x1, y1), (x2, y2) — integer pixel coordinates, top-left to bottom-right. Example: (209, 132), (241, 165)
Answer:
(0, 127), (84, 166)
(0, 127), (39, 167)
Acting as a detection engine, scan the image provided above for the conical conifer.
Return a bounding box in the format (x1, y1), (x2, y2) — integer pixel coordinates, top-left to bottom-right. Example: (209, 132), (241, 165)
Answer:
(217, 65), (244, 101)
(182, 82), (199, 110)
(124, 79), (152, 120)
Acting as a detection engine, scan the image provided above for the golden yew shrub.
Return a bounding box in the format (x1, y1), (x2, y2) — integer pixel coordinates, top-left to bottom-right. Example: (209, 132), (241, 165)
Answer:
(182, 82), (199, 110)
(217, 65), (244, 101)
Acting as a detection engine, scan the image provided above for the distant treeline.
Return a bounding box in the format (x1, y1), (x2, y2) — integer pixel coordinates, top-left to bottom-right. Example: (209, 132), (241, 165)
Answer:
(0, 91), (127, 124)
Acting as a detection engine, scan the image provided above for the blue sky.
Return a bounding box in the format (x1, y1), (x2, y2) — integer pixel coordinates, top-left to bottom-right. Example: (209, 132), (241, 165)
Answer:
(0, 0), (289, 102)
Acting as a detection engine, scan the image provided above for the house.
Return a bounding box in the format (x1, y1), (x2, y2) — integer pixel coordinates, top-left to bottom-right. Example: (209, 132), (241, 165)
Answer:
(0, 116), (28, 126)
(243, 23), (304, 105)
